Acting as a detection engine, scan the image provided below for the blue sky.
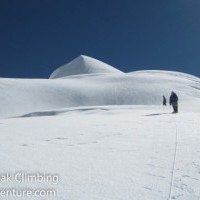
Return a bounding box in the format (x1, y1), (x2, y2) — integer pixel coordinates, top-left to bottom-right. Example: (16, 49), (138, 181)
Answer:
(0, 0), (200, 78)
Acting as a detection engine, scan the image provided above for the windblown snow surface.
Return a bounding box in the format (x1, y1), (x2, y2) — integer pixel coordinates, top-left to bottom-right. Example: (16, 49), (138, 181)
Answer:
(0, 55), (200, 200)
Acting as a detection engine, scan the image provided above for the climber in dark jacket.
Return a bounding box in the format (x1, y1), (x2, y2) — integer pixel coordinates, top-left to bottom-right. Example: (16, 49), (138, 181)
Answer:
(163, 96), (167, 106)
(169, 91), (178, 113)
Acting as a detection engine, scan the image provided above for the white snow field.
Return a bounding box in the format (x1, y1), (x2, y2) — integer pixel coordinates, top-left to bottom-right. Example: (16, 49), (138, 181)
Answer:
(0, 55), (200, 200)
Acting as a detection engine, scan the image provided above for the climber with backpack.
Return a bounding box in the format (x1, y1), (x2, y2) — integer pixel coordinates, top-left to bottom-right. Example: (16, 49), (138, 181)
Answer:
(169, 91), (178, 113)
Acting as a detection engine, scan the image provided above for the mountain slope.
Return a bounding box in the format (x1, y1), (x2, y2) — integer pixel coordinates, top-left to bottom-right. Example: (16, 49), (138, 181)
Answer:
(0, 70), (200, 118)
(0, 106), (200, 200)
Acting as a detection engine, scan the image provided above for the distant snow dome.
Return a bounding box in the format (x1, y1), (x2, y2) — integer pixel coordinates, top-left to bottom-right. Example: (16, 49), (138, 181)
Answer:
(50, 55), (123, 79)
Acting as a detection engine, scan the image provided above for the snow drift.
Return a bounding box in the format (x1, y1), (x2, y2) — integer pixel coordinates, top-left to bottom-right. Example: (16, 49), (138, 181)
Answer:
(0, 55), (200, 118)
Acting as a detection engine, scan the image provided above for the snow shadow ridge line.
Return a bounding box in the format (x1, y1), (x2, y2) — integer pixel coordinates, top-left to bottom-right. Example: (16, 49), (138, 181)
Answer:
(144, 113), (171, 117)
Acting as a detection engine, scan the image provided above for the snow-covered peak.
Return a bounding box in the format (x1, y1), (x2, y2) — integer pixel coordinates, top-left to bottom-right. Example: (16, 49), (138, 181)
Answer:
(50, 55), (123, 79)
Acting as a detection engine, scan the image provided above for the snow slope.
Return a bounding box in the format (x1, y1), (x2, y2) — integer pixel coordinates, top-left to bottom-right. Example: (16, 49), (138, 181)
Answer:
(0, 69), (200, 118)
(0, 106), (200, 200)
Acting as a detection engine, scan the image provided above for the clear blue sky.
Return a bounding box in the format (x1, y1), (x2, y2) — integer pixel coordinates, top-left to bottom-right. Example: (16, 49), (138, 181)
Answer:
(0, 0), (200, 78)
